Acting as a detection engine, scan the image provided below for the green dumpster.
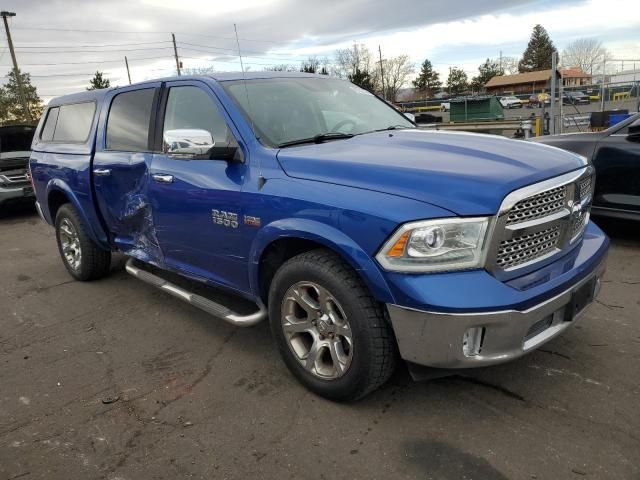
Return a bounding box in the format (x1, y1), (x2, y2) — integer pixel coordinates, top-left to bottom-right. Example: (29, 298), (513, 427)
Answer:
(449, 96), (504, 122)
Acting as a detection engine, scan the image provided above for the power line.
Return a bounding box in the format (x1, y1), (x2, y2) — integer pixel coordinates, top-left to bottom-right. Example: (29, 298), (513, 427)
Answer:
(15, 46), (175, 54)
(0, 55), (173, 66)
(15, 41), (172, 49)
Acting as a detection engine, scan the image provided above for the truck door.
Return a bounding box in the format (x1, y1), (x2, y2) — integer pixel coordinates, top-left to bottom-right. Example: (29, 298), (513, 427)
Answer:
(92, 83), (162, 260)
(148, 80), (248, 291)
(592, 117), (640, 216)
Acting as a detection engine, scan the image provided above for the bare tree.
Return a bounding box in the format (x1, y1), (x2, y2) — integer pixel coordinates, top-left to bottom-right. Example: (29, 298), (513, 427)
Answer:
(378, 55), (414, 102)
(500, 56), (520, 75)
(562, 38), (610, 75)
(264, 64), (298, 72)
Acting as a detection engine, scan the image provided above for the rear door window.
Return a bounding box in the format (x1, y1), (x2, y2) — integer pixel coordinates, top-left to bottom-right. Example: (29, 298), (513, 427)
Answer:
(106, 88), (155, 152)
(40, 107), (59, 141)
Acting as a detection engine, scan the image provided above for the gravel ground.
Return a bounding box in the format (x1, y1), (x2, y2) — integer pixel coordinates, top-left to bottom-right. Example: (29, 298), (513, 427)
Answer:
(1, 203), (639, 480)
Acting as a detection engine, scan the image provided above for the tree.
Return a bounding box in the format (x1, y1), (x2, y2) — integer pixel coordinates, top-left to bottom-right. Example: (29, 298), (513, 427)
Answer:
(471, 58), (504, 91)
(264, 64), (297, 72)
(518, 24), (558, 72)
(561, 38), (610, 75)
(349, 67), (375, 92)
(380, 55), (414, 102)
(300, 56), (329, 75)
(412, 59), (441, 96)
(87, 71), (111, 90)
(447, 67), (468, 96)
(0, 69), (43, 124)
(500, 56), (520, 75)
(334, 44), (379, 89)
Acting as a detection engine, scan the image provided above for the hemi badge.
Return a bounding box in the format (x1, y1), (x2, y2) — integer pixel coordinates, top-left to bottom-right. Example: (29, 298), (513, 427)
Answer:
(244, 215), (261, 227)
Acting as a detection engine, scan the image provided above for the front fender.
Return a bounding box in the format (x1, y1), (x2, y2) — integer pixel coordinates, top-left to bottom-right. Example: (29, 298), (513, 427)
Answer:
(248, 218), (395, 304)
(45, 179), (110, 249)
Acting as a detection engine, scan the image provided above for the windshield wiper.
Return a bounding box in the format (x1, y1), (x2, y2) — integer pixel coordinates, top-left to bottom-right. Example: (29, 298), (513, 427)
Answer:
(277, 132), (354, 148)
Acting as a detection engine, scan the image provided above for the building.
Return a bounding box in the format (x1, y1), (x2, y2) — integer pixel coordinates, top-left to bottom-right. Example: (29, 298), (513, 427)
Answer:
(607, 69), (640, 84)
(485, 68), (591, 95)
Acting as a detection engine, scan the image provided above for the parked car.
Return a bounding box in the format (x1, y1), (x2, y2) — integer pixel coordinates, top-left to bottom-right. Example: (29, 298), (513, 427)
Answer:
(562, 91), (590, 106)
(30, 73), (609, 401)
(527, 93), (551, 108)
(499, 96), (523, 109)
(533, 113), (640, 221)
(0, 125), (36, 208)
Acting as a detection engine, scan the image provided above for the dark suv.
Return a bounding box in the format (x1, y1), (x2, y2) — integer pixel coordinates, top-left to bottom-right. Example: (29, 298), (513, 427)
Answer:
(562, 91), (590, 106)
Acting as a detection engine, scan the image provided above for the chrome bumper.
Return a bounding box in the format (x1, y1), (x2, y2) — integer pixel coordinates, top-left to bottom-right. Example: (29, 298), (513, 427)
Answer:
(0, 185), (31, 204)
(35, 201), (46, 222)
(387, 258), (606, 368)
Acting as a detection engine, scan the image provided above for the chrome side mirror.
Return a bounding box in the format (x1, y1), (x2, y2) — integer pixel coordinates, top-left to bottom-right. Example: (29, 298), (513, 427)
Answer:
(163, 129), (214, 157)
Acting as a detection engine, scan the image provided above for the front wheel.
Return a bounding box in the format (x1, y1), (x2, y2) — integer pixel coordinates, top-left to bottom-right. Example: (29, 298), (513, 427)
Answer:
(269, 249), (397, 401)
(55, 204), (111, 281)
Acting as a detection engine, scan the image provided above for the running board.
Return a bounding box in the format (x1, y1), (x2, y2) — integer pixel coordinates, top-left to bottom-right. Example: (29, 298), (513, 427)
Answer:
(125, 258), (266, 327)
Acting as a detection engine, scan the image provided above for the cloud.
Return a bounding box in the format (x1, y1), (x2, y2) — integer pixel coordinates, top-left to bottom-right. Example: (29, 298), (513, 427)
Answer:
(0, 0), (637, 99)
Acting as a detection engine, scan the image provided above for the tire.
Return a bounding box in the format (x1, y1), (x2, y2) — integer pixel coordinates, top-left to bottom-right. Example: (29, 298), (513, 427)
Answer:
(55, 203), (111, 281)
(268, 249), (397, 401)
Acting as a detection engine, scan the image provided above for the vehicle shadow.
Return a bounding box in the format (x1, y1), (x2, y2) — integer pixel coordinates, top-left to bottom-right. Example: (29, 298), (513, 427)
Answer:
(0, 201), (37, 224)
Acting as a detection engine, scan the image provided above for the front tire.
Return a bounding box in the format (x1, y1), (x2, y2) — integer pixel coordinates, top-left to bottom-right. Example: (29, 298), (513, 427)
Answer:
(55, 204), (111, 281)
(269, 249), (397, 401)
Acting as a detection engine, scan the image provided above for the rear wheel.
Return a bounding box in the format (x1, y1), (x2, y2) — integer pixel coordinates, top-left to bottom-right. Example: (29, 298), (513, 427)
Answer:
(269, 249), (397, 401)
(55, 204), (111, 281)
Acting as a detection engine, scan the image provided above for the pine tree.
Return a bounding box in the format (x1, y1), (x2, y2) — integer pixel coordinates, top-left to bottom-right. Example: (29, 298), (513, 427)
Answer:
(349, 67), (375, 92)
(87, 71), (111, 90)
(446, 67), (468, 96)
(471, 58), (504, 91)
(0, 69), (43, 124)
(412, 59), (442, 95)
(518, 25), (558, 72)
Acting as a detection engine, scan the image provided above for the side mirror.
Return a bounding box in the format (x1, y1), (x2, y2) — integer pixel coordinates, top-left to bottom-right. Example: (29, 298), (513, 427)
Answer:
(628, 124), (640, 139)
(163, 129), (243, 162)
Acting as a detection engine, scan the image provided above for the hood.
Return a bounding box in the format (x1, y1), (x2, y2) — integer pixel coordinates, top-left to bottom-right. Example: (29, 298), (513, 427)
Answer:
(276, 129), (587, 215)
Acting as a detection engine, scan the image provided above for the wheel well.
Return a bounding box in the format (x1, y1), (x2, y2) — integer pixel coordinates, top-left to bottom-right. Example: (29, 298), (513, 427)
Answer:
(48, 190), (70, 221)
(258, 238), (330, 304)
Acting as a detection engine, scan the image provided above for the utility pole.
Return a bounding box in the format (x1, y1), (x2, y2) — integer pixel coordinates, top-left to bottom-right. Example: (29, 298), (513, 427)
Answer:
(124, 56), (132, 84)
(378, 45), (386, 101)
(549, 51), (557, 135)
(499, 50), (503, 71)
(1, 11), (32, 122)
(172, 33), (181, 76)
(600, 58), (606, 111)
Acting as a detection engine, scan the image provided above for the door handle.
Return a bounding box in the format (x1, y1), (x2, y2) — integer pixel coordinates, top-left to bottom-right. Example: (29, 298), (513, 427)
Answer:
(152, 174), (174, 184)
(93, 168), (112, 176)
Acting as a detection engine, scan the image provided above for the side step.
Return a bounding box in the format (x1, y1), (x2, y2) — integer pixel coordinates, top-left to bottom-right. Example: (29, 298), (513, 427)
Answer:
(125, 258), (266, 327)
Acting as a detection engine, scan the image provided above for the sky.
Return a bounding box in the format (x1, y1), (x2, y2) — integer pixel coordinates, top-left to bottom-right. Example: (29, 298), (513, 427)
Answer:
(0, 0), (638, 101)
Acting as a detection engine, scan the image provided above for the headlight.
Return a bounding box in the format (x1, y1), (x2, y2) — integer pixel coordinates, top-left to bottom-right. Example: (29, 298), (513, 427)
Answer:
(376, 217), (490, 272)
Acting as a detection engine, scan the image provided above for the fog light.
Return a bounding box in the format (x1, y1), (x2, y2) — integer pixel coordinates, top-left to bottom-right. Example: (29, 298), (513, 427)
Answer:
(463, 327), (485, 357)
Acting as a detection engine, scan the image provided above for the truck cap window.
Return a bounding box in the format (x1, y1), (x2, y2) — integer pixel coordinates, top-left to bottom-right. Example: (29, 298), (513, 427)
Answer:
(222, 77), (414, 147)
(40, 102), (95, 143)
(106, 88), (155, 152)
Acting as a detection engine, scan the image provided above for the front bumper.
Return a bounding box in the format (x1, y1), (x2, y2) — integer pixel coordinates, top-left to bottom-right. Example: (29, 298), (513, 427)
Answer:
(387, 242), (607, 369)
(0, 185), (34, 204)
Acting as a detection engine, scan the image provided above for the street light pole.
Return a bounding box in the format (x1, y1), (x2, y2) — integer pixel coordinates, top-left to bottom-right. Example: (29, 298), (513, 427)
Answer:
(1, 11), (32, 122)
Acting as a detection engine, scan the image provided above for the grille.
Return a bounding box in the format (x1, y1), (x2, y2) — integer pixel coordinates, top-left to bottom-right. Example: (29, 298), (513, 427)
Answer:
(496, 225), (561, 269)
(506, 185), (566, 225)
(578, 177), (592, 200)
(570, 210), (589, 239)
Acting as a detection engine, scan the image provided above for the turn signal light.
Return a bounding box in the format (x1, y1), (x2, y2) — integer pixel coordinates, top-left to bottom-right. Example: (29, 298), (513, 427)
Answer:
(386, 231), (410, 257)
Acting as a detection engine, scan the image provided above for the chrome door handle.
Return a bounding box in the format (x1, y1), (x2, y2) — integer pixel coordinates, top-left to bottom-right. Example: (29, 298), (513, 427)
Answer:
(93, 168), (111, 176)
(152, 174), (174, 184)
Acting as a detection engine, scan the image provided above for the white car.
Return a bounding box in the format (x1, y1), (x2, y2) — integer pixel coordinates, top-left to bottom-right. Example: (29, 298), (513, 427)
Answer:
(499, 96), (523, 109)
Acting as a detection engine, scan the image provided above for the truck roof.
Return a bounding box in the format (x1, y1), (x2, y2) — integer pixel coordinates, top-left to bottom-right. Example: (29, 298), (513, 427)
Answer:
(48, 72), (330, 107)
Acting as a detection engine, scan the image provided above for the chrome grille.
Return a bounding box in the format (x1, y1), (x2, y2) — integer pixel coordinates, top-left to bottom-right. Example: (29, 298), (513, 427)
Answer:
(488, 168), (594, 274)
(496, 225), (561, 269)
(506, 185), (566, 225)
(578, 177), (592, 200)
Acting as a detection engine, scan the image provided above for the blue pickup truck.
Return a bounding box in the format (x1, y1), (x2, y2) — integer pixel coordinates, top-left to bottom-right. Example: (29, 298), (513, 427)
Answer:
(30, 72), (609, 400)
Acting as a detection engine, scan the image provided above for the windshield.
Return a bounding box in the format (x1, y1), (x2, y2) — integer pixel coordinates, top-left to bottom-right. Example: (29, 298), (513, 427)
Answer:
(221, 77), (414, 147)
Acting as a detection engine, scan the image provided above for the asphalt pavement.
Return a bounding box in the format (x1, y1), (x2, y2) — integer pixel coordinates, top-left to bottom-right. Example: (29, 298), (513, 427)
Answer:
(1, 204), (639, 480)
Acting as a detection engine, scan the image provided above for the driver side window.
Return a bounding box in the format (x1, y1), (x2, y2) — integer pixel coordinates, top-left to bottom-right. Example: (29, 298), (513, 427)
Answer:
(163, 86), (233, 156)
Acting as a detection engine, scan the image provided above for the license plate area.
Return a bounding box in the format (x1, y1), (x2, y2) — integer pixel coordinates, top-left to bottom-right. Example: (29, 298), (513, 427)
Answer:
(564, 278), (596, 321)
